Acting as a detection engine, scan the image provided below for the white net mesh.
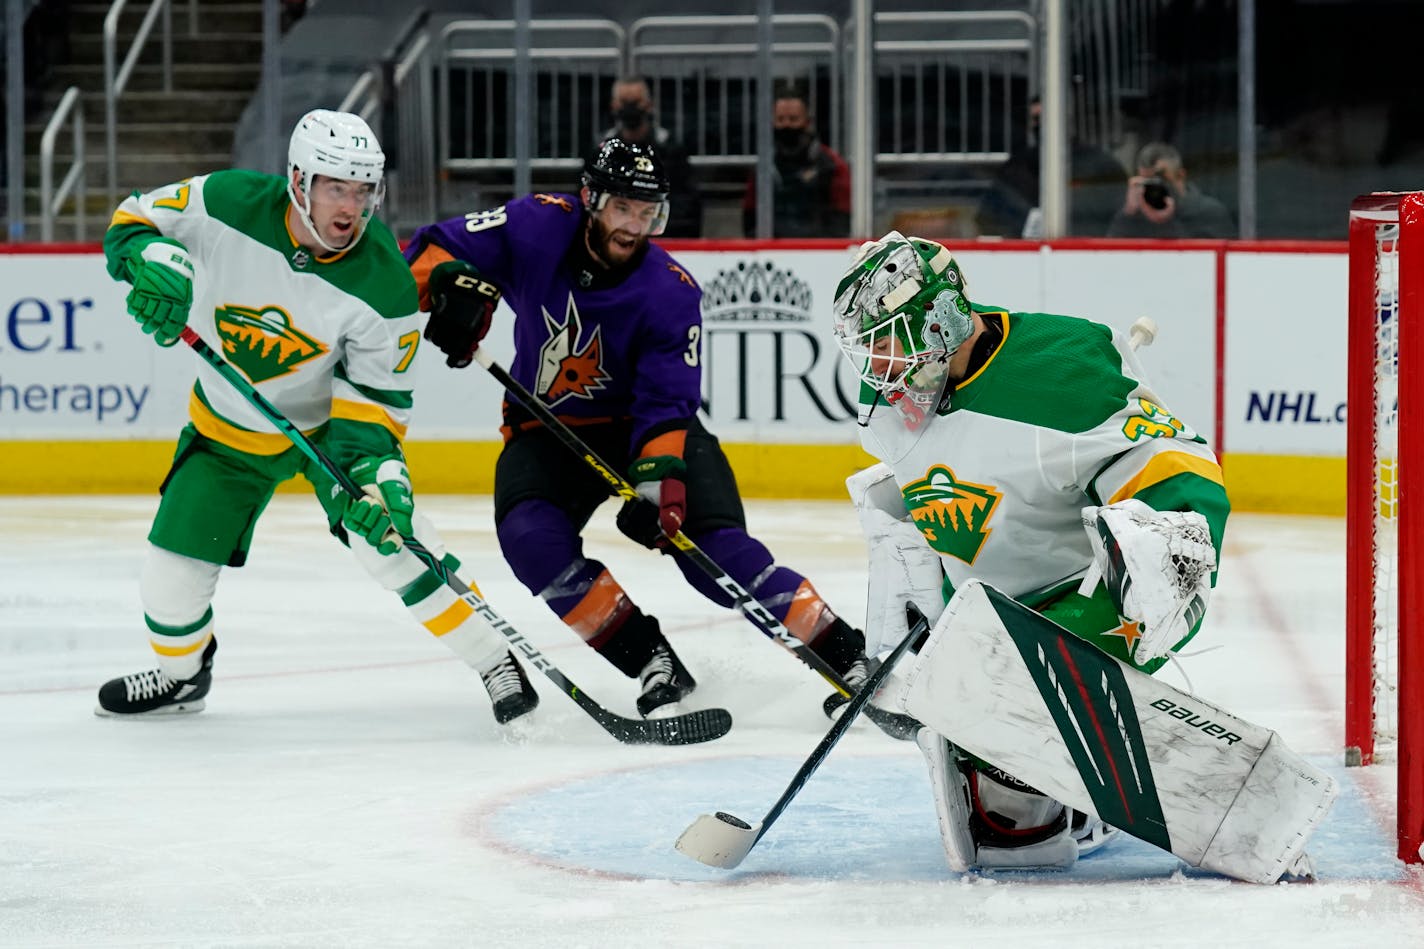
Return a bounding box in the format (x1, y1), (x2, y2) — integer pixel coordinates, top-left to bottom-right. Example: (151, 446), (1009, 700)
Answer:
(1372, 221), (1400, 753)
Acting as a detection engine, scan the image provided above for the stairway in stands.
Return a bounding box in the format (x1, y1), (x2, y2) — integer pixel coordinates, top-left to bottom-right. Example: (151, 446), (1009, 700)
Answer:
(20, 0), (266, 242)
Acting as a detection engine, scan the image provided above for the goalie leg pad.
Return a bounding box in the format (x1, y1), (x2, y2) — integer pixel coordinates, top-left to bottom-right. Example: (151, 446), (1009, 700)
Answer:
(916, 728), (977, 872)
(901, 579), (1337, 884)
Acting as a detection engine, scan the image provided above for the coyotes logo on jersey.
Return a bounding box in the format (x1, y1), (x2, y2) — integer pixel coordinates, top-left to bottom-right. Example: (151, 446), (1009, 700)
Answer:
(214, 304), (328, 383)
(902, 464), (1003, 564)
(536, 295), (611, 405)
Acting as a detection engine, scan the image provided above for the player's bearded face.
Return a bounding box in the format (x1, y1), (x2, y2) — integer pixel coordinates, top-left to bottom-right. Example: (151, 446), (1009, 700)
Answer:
(589, 196), (659, 266)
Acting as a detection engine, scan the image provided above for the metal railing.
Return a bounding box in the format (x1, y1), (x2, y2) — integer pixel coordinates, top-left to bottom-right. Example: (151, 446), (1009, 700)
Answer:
(858, 10), (1036, 165)
(340, 8), (436, 234)
(39, 86), (87, 241)
(103, 0), (175, 205)
(439, 19), (625, 174)
(629, 14), (841, 163)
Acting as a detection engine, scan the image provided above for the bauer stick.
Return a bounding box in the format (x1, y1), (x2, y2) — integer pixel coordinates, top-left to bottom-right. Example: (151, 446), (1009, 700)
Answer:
(470, 347), (921, 741)
(178, 327), (731, 746)
(674, 603), (930, 869)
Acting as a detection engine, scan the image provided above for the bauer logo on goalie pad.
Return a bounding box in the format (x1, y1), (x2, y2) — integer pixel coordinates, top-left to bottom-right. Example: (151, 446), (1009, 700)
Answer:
(1149, 698), (1242, 744)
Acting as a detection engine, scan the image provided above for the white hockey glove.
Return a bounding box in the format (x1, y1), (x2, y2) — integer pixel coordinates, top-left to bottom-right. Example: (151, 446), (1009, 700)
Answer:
(1082, 498), (1215, 664)
(848, 463), (947, 659)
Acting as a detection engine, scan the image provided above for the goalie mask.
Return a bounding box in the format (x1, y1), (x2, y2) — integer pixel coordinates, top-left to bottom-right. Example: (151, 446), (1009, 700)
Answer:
(287, 109), (386, 254)
(581, 138), (671, 236)
(832, 232), (974, 427)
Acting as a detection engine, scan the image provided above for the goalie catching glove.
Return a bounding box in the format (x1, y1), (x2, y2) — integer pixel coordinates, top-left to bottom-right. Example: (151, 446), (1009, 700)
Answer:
(423, 259), (501, 368)
(617, 454), (687, 549)
(1082, 498), (1215, 664)
(342, 455), (415, 556)
(126, 238), (194, 347)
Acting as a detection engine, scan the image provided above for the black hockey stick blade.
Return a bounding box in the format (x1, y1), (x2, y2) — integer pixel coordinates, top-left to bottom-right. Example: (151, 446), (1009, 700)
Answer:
(675, 603), (930, 868)
(595, 706), (734, 746)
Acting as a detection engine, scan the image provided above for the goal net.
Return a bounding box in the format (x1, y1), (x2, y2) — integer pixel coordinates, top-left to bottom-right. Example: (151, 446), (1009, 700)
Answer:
(1346, 192), (1423, 864)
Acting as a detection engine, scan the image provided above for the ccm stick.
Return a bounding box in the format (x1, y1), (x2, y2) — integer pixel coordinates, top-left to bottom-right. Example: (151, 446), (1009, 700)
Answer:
(675, 603), (930, 869)
(178, 327), (731, 746)
(471, 348), (922, 741)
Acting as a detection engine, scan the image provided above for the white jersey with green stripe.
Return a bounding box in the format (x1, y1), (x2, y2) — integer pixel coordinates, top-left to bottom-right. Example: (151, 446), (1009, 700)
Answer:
(859, 308), (1228, 604)
(105, 170), (421, 456)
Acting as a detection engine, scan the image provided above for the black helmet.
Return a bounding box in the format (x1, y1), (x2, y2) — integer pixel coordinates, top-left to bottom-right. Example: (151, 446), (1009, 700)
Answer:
(582, 138), (671, 203)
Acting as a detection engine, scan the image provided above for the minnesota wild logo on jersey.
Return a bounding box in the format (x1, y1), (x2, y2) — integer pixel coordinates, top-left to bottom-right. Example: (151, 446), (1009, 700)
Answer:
(902, 464), (1003, 564)
(214, 304), (328, 383)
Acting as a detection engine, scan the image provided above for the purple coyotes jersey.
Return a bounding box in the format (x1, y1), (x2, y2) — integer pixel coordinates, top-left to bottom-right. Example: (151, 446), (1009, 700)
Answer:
(405, 193), (703, 451)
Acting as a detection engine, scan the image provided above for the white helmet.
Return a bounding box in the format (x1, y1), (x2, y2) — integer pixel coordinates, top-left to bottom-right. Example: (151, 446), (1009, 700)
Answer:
(286, 109), (386, 254)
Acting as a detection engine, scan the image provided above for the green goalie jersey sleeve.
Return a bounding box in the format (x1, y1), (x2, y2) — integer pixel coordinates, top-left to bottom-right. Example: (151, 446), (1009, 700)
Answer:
(861, 308), (1228, 604)
(105, 170), (422, 467)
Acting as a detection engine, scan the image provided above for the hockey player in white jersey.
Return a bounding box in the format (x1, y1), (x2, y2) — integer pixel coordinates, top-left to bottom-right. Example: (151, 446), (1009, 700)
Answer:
(94, 109), (539, 725)
(831, 233), (1334, 883)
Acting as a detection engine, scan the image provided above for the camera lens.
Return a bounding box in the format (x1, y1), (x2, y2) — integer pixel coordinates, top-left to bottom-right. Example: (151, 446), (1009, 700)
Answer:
(1142, 177), (1171, 211)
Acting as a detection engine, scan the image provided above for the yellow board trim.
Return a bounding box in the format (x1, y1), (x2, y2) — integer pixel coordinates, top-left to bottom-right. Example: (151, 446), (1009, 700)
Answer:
(331, 398), (408, 440)
(424, 597), (474, 636)
(1108, 451), (1225, 505)
(0, 440), (1347, 515)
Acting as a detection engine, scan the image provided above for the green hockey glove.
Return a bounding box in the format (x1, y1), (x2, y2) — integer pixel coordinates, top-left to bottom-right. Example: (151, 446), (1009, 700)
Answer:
(343, 455), (415, 555)
(126, 238), (194, 347)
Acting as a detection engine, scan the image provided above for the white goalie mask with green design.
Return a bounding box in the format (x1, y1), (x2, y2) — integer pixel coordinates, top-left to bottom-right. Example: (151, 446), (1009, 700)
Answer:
(832, 232), (973, 427)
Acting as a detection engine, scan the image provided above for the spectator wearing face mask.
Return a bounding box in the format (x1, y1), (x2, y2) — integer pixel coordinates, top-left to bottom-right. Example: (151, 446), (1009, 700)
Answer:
(585, 75), (703, 238)
(742, 87), (852, 238)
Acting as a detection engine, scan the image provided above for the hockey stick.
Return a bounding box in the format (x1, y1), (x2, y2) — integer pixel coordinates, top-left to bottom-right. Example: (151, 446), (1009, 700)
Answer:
(177, 327), (731, 746)
(674, 603), (930, 869)
(470, 347), (921, 741)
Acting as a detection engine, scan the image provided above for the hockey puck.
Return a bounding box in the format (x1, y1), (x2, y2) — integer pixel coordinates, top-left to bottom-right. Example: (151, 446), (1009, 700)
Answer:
(714, 812), (752, 830)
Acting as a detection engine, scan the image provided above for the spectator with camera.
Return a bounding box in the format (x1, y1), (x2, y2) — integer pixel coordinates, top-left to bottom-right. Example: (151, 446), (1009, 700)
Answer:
(1107, 142), (1234, 238)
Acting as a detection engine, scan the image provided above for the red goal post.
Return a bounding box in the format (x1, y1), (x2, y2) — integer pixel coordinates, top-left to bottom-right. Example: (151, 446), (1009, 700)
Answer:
(1347, 192), (1423, 864)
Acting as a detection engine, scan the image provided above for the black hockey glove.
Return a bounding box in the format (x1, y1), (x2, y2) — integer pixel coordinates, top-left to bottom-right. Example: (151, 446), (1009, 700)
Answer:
(424, 259), (501, 368)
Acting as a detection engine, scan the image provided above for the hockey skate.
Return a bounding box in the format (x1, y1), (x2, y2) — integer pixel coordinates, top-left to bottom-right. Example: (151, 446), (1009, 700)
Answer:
(95, 636), (217, 717)
(480, 651), (539, 724)
(1069, 808), (1121, 857)
(636, 642), (696, 719)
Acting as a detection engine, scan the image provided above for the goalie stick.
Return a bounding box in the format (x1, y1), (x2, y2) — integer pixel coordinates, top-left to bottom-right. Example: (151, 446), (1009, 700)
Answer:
(674, 603), (931, 869)
(470, 347), (921, 742)
(178, 327), (731, 747)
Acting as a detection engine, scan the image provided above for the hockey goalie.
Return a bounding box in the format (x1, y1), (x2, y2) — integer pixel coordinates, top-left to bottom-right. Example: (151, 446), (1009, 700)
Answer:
(830, 232), (1335, 883)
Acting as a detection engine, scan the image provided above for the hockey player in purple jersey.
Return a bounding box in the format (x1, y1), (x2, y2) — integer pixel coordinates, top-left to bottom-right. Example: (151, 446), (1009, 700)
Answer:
(405, 139), (869, 719)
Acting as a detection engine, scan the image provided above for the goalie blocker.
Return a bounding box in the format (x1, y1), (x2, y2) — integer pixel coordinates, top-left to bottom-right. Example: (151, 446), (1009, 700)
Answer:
(902, 579), (1336, 884)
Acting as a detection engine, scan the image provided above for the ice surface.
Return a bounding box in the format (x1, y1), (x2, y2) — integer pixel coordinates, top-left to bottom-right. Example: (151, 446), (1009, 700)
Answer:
(2, 496), (1421, 948)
